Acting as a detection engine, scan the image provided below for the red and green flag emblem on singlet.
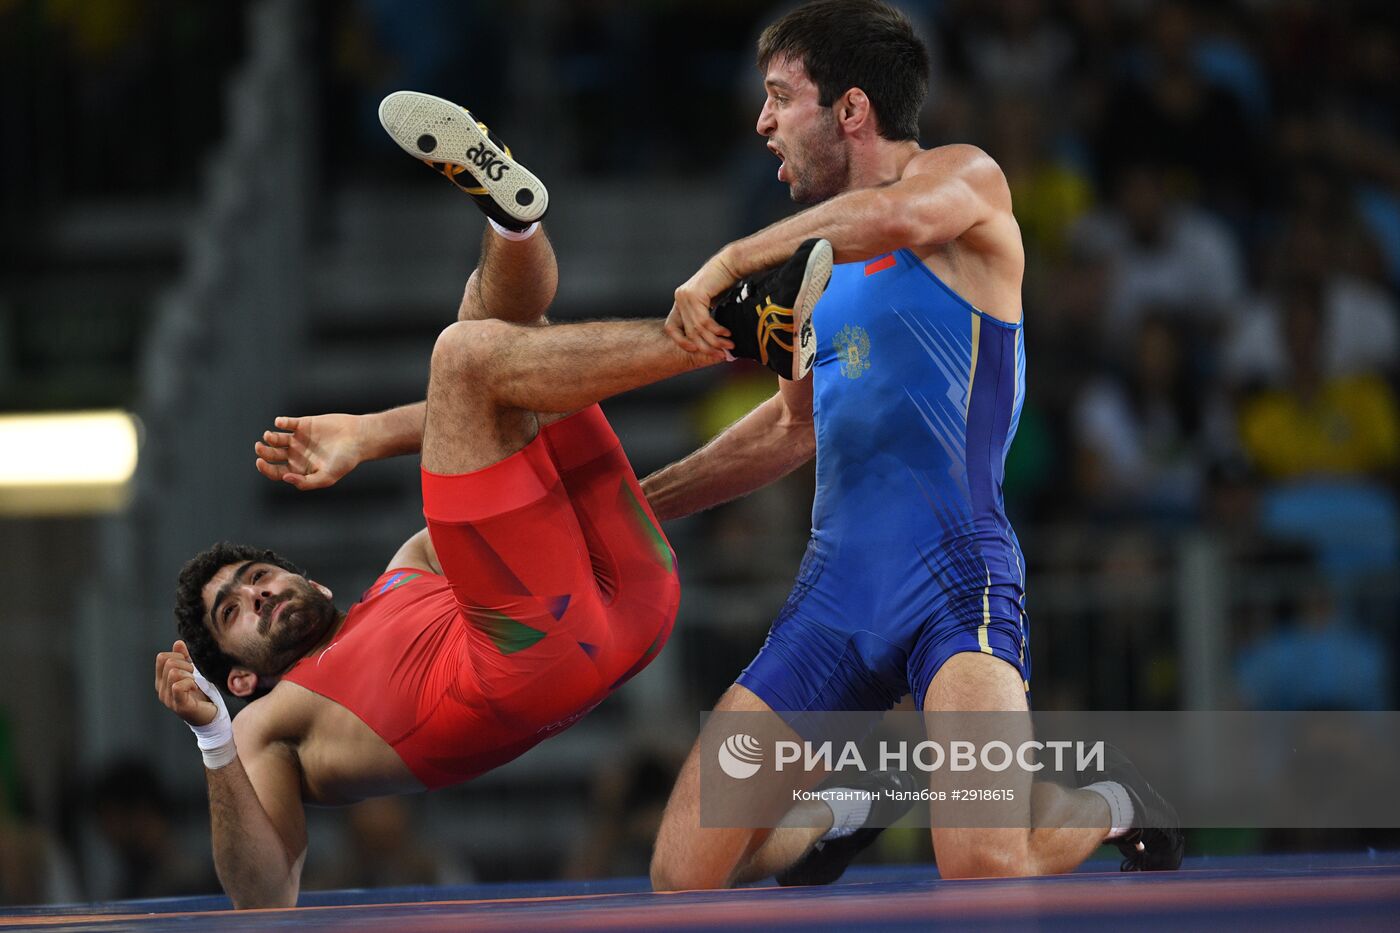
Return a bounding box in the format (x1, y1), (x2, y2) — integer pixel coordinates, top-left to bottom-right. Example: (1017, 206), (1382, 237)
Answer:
(376, 571), (422, 595)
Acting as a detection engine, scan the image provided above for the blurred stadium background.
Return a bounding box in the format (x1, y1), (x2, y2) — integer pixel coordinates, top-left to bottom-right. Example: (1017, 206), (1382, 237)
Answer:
(1, 0), (1397, 905)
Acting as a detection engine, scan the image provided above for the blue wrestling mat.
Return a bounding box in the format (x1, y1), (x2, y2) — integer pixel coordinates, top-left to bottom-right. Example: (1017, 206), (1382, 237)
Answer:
(4, 853), (1398, 931)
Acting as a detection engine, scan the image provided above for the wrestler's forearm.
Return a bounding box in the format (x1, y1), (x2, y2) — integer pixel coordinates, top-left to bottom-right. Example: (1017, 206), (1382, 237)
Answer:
(641, 392), (814, 521)
(358, 402), (427, 461)
(719, 147), (1001, 279)
(720, 186), (906, 279)
(206, 761), (304, 909)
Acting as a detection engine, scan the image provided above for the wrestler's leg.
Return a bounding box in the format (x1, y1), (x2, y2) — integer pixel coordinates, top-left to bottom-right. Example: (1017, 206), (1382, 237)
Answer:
(454, 224), (579, 430)
(650, 684), (828, 891)
(380, 90), (557, 331)
(423, 314), (716, 474)
(924, 653), (1110, 878)
(457, 226), (558, 325)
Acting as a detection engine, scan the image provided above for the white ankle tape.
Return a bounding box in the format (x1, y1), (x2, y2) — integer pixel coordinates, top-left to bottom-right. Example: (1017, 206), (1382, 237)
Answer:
(1085, 781), (1135, 839)
(489, 219), (539, 241)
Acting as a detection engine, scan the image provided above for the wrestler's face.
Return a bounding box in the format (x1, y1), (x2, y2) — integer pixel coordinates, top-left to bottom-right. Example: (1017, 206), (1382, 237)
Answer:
(757, 56), (849, 204)
(202, 561), (338, 678)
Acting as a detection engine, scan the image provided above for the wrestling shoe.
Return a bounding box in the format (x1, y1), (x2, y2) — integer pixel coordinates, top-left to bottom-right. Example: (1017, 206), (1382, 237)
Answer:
(711, 238), (833, 381)
(378, 90), (548, 231)
(1091, 744), (1185, 871)
(775, 768), (919, 887)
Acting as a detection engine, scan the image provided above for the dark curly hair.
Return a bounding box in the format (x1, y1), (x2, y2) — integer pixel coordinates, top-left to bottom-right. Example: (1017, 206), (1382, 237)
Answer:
(174, 542), (304, 696)
(757, 0), (930, 142)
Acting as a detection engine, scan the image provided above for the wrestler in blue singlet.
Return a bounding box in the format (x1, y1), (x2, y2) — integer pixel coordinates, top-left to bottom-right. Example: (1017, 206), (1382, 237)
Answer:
(737, 248), (1030, 713)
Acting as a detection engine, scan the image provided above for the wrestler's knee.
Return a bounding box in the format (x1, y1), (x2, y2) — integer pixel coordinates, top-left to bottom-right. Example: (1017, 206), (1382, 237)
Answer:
(650, 845), (729, 892)
(647, 851), (686, 891)
(649, 787), (736, 891)
(934, 834), (1032, 879)
(649, 809), (698, 890)
(430, 318), (514, 385)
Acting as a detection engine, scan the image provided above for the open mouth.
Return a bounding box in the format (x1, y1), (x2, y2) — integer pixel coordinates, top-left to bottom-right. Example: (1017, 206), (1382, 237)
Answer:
(769, 142), (788, 181)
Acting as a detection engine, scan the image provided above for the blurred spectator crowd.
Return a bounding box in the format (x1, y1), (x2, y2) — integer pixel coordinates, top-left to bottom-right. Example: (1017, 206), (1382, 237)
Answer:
(916, 0), (1400, 712)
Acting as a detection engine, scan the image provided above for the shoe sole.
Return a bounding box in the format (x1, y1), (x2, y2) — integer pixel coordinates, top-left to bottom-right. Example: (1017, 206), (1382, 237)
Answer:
(791, 239), (833, 381)
(378, 90), (549, 226)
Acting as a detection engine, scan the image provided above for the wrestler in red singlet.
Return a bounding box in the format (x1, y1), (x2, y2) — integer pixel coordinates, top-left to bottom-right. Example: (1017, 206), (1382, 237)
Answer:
(283, 405), (679, 788)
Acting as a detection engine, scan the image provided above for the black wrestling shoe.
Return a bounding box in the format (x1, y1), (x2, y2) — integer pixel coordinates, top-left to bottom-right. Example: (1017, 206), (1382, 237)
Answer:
(711, 238), (833, 381)
(378, 90), (548, 231)
(1094, 744), (1185, 871)
(775, 768), (919, 887)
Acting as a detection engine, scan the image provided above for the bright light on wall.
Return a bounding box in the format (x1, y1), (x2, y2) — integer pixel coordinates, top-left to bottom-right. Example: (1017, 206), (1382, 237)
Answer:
(0, 411), (141, 515)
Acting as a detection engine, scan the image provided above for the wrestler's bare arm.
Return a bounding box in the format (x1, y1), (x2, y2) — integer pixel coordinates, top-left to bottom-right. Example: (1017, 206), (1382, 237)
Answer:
(732, 144), (1007, 270)
(255, 403), (426, 490)
(206, 718), (308, 909)
(669, 145), (1012, 353)
(640, 374), (814, 522)
(154, 648), (308, 908)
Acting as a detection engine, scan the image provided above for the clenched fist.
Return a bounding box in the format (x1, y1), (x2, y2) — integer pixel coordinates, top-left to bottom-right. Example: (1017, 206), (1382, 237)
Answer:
(155, 640), (219, 727)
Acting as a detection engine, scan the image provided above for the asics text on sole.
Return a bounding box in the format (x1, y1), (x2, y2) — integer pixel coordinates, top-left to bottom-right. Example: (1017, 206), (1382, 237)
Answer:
(378, 90), (548, 230)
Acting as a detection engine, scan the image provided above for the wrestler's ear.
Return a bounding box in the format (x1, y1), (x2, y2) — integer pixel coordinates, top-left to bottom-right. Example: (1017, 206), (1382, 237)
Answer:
(227, 667), (260, 698)
(311, 580), (333, 600)
(836, 87), (872, 131)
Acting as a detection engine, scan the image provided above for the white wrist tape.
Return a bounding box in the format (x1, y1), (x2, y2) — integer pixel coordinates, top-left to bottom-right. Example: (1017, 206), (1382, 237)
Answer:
(188, 665), (237, 770)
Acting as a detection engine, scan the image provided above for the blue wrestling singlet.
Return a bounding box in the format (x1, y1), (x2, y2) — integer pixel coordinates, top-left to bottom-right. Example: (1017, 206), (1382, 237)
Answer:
(737, 248), (1031, 713)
